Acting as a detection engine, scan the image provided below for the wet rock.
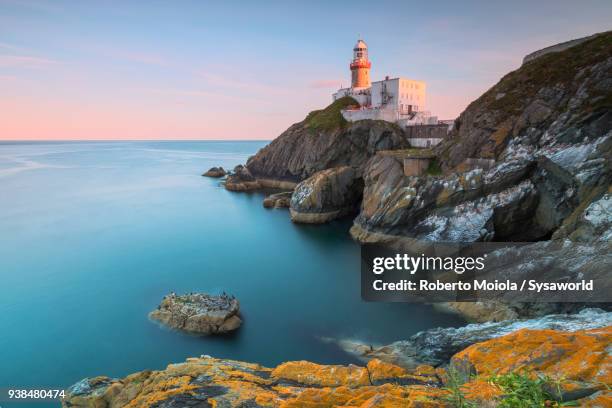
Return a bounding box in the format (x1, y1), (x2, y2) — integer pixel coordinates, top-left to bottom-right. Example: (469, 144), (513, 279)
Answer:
(202, 167), (226, 178)
(149, 292), (241, 335)
(224, 165), (261, 191)
(262, 191), (292, 209)
(324, 308), (612, 368)
(289, 166), (363, 224)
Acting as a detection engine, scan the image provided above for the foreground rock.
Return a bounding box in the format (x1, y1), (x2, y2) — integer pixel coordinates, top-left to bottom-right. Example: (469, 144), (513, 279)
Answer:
(290, 166), (363, 223)
(149, 292), (241, 335)
(324, 308), (612, 369)
(63, 326), (611, 407)
(263, 191), (292, 209)
(202, 166), (226, 178)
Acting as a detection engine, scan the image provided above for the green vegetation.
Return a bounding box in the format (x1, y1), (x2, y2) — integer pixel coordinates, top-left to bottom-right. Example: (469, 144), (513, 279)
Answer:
(443, 369), (579, 408)
(304, 96), (358, 132)
(490, 372), (576, 408)
(482, 31), (612, 119)
(426, 158), (443, 175)
(444, 367), (476, 408)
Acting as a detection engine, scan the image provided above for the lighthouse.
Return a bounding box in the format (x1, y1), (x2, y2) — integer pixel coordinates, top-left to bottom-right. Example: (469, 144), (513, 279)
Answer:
(350, 39), (371, 88)
(332, 39), (437, 129)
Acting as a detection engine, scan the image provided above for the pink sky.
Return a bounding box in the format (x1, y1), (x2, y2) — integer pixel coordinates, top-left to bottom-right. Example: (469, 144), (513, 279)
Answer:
(1, 1), (610, 140)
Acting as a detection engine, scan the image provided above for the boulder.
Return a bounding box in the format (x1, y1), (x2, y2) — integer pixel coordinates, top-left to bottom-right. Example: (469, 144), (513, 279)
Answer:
(290, 166), (363, 224)
(224, 165), (261, 191)
(149, 292), (241, 335)
(262, 191), (292, 208)
(202, 166), (226, 178)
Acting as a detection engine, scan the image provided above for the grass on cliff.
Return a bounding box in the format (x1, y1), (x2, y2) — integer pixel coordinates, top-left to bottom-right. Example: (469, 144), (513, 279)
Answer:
(444, 369), (578, 408)
(304, 96), (359, 132)
(481, 31), (612, 120)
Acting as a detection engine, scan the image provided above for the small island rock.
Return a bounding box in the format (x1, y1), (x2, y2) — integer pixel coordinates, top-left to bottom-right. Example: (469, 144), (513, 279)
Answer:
(202, 166), (226, 178)
(149, 292), (241, 335)
(263, 191), (292, 208)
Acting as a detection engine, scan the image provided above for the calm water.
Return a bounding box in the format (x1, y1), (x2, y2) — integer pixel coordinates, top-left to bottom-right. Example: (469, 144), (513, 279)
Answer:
(0, 141), (464, 405)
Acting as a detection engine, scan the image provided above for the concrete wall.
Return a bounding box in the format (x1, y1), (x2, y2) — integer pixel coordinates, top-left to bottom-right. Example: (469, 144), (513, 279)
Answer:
(341, 107), (399, 122)
(333, 88), (371, 106)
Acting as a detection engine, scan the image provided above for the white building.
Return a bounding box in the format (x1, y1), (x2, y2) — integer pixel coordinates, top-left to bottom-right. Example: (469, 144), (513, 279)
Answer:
(333, 40), (439, 128)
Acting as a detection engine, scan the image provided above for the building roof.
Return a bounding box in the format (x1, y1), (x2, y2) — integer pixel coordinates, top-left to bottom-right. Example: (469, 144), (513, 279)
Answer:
(354, 39), (367, 49)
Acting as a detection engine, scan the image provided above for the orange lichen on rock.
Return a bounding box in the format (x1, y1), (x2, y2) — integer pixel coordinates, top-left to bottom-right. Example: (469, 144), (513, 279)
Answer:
(62, 326), (612, 407)
(451, 326), (612, 385)
(460, 379), (502, 402)
(124, 375), (198, 408)
(271, 360), (371, 387)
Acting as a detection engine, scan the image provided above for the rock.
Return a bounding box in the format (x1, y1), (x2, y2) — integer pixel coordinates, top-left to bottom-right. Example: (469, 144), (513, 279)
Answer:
(202, 166), (226, 178)
(262, 191), (292, 209)
(244, 97), (410, 183)
(290, 166), (363, 224)
(63, 357), (448, 408)
(451, 326), (612, 404)
(63, 325), (612, 407)
(324, 308), (612, 369)
(149, 292), (241, 335)
(224, 165), (261, 191)
(437, 32), (612, 172)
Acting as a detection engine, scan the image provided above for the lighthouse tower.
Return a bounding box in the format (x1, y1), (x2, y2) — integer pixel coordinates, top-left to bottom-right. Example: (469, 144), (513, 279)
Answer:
(350, 39), (371, 88)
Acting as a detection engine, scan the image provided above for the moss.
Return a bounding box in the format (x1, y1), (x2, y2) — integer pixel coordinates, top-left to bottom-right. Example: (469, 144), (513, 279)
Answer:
(426, 158), (443, 175)
(304, 96), (359, 132)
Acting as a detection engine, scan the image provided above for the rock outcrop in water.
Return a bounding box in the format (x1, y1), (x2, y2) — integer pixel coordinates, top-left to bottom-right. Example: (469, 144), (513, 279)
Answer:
(290, 166), (363, 224)
(63, 325), (612, 407)
(149, 292), (241, 335)
(202, 166), (226, 178)
(263, 192), (292, 209)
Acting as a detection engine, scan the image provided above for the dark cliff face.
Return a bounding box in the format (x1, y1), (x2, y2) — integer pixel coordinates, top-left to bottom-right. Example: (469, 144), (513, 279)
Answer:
(437, 31), (612, 172)
(245, 97), (410, 182)
(350, 32), (612, 320)
(353, 32), (612, 246)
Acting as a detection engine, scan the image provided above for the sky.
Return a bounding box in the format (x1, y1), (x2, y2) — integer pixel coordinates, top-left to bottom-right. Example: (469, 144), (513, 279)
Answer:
(1, 0), (611, 140)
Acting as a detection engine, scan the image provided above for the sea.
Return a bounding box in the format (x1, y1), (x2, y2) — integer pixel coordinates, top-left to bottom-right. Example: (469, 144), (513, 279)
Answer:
(0, 141), (464, 406)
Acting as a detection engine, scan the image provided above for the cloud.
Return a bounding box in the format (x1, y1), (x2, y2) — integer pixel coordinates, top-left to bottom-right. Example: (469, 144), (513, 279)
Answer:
(309, 79), (343, 89)
(105, 49), (168, 66)
(0, 54), (60, 68)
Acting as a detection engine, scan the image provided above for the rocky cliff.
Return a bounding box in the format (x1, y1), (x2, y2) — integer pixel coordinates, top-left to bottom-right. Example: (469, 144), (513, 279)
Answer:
(349, 32), (611, 320)
(244, 97), (409, 183)
(352, 32), (611, 249)
(63, 325), (611, 407)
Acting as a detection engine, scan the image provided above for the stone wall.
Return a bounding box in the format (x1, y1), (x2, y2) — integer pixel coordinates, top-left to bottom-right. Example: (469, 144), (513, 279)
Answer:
(522, 33), (599, 65)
